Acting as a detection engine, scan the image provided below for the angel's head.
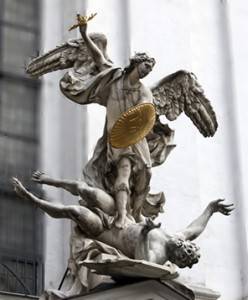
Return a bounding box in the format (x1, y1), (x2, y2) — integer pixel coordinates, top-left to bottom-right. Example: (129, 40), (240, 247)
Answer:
(167, 237), (201, 268)
(125, 52), (156, 78)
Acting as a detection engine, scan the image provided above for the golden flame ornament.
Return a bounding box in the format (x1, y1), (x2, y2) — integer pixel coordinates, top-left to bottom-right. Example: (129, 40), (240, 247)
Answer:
(109, 103), (156, 149)
(69, 13), (97, 31)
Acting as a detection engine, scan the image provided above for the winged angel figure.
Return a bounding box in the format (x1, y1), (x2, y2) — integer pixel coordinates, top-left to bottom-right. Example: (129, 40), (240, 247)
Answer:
(13, 14), (234, 297)
(27, 17), (217, 230)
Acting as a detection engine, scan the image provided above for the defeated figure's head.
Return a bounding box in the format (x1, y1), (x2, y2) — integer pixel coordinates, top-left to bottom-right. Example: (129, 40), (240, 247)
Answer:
(167, 237), (201, 268)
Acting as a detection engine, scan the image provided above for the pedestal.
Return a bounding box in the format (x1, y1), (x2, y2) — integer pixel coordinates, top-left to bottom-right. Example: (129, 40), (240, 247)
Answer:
(66, 279), (220, 300)
(67, 279), (194, 300)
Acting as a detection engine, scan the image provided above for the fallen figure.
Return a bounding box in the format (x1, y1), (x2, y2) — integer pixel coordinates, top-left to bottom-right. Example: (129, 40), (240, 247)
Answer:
(12, 177), (233, 269)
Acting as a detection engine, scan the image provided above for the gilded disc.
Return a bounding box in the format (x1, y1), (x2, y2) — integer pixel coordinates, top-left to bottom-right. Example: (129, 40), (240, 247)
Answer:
(109, 103), (156, 149)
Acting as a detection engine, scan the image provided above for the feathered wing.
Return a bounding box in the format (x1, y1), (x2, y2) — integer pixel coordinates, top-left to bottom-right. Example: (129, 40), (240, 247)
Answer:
(151, 70), (218, 137)
(26, 33), (112, 78)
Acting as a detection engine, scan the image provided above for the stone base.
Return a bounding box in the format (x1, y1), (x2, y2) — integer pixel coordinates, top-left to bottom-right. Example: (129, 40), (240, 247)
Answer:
(190, 284), (220, 300)
(163, 280), (220, 300)
(0, 291), (38, 300)
(66, 279), (220, 300)
(77, 256), (220, 300)
(69, 279), (195, 299)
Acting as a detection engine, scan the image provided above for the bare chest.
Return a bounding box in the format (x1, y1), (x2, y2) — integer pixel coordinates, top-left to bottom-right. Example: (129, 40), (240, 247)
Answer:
(98, 224), (142, 258)
(106, 78), (153, 131)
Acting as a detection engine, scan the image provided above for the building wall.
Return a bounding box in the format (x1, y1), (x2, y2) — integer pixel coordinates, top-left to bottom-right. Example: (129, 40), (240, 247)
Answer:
(39, 0), (247, 299)
(0, 0), (43, 295)
(40, 0), (88, 289)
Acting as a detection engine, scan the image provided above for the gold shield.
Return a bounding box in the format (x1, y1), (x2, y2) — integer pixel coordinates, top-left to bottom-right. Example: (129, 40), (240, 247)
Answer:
(109, 103), (156, 148)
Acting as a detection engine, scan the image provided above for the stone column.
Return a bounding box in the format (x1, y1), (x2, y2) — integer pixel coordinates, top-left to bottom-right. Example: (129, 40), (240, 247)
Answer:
(40, 0), (88, 289)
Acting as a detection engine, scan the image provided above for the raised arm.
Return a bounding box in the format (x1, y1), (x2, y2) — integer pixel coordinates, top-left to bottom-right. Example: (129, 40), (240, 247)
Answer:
(179, 199), (234, 241)
(79, 22), (108, 70)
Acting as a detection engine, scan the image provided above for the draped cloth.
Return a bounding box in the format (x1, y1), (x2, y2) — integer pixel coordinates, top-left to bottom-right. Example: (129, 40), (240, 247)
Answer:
(60, 66), (122, 106)
(39, 226), (124, 299)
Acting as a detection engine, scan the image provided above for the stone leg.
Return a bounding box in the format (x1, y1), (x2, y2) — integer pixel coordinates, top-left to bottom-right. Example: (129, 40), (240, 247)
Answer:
(78, 185), (116, 216)
(132, 167), (152, 222)
(32, 171), (116, 215)
(114, 157), (132, 229)
(12, 177), (104, 236)
(32, 170), (81, 196)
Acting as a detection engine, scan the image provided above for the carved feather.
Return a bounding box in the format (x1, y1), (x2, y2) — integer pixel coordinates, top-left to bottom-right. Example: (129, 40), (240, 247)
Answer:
(151, 70), (218, 137)
(26, 33), (110, 78)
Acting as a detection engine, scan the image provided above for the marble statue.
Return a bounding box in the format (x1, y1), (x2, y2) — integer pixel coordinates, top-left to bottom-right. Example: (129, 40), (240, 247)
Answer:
(12, 177), (233, 268)
(26, 15), (217, 229)
(12, 13), (233, 298)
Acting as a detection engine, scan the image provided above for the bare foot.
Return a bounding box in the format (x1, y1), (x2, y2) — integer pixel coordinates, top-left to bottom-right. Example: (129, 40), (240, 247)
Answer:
(127, 213), (135, 223)
(32, 171), (49, 184)
(11, 177), (29, 199)
(114, 215), (128, 229)
(133, 211), (144, 223)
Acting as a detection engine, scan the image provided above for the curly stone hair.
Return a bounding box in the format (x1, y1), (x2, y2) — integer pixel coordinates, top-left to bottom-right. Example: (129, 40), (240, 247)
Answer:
(167, 237), (201, 269)
(124, 52), (156, 74)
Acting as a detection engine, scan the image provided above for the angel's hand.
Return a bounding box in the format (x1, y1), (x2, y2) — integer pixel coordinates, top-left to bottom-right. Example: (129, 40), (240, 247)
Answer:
(208, 199), (234, 216)
(79, 22), (87, 35)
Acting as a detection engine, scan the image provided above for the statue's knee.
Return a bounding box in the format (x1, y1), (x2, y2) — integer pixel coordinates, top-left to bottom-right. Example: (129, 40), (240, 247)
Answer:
(78, 183), (96, 203)
(66, 205), (80, 217)
(77, 181), (89, 192)
(114, 182), (130, 196)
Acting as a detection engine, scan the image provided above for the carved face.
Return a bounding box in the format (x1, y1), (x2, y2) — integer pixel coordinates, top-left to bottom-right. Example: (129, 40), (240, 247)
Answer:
(168, 238), (201, 268)
(137, 61), (154, 78)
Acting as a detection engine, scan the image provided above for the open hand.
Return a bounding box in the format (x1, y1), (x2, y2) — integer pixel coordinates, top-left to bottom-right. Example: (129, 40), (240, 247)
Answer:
(11, 177), (28, 198)
(208, 199), (234, 216)
(32, 170), (46, 183)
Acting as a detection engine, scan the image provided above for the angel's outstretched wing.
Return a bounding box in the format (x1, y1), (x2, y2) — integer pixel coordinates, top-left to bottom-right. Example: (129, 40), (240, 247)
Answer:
(151, 70), (218, 137)
(26, 33), (111, 78)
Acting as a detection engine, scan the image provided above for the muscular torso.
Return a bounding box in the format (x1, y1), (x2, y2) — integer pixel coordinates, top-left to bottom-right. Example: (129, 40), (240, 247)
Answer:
(106, 74), (153, 133)
(97, 224), (168, 265)
(98, 223), (142, 258)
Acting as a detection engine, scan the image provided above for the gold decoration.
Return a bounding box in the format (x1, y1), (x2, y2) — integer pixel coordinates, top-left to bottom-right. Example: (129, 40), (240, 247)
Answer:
(109, 103), (156, 149)
(69, 13), (97, 31)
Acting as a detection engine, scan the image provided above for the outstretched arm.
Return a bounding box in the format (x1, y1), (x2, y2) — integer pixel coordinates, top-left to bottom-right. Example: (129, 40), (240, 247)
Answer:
(79, 22), (108, 70)
(179, 199), (234, 241)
